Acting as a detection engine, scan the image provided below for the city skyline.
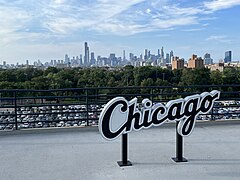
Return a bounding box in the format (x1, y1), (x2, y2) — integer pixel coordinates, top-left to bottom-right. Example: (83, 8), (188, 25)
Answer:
(0, 0), (240, 64)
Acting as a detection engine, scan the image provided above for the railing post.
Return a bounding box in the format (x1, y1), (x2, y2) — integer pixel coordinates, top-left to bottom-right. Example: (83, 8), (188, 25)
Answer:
(151, 88), (153, 102)
(14, 91), (18, 130)
(86, 89), (89, 126)
(117, 133), (132, 167)
(211, 107), (214, 121)
(172, 121), (188, 162)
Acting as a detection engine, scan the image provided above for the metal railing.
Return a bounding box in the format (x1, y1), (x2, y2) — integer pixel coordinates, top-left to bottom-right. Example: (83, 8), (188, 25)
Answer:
(0, 84), (239, 131)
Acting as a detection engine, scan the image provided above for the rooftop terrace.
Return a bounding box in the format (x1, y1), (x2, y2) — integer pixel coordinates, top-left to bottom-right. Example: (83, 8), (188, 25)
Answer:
(0, 120), (240, 180)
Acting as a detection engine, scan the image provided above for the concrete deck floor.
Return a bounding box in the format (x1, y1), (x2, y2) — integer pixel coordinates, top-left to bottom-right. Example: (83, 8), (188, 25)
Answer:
(0, 120), (240, 180)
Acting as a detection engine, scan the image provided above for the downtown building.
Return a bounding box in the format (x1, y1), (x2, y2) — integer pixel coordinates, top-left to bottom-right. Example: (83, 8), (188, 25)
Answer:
(188, 54), (204, 68)
(224, 51), (232, 63)
(203, 53), (213, 65)
(172, 56), (184, 70)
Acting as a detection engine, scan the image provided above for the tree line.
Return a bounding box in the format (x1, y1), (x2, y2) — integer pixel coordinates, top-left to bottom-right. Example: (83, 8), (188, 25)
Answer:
(0, 65), (239, 90)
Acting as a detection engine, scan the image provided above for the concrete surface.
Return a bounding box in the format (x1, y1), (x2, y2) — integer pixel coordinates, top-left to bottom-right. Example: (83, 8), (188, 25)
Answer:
(0, 120), (240, 180)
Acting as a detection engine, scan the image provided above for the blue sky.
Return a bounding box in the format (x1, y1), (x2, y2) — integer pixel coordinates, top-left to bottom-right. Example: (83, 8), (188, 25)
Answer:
(0, 0), (240, 64)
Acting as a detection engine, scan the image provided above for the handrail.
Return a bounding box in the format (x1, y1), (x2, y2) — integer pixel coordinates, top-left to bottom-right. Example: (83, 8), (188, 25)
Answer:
(0, 85), (239, 131)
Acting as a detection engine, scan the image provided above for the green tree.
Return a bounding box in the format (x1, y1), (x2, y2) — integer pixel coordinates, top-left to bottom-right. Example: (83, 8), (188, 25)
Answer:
(210, 70), (223, 85)
(180, 68), (211, 86)
(44, 67), (59, 76)
(223, 67), (240, 84)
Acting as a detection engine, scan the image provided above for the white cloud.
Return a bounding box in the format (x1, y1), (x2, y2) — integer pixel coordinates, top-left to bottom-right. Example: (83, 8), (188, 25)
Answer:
(204, 0), (240, 11)
(146, 8), (151, 14)
(94, 22), (150, 36)
(182, 28), (205, 32)
(53, 0), (65, 4)
(40, 0), (146, 34)
(206, 35), (233, 43)
(89, 2), (203, 35)
(1, 0), (240, 41)
(152, 16), (198, 29)
(0, 5), (32, 45)
(163, 5), (203, 16)
(35, 0), (210, 36)
(1, 0), (240, 63)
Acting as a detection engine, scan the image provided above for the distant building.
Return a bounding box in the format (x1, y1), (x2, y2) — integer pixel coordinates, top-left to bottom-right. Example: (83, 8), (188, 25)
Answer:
(123, 50), (126, 61)
(161, 47), (164, 59)
(56, 63), (68, 69)
(90, 52), (96, 66)
(188, 54), (204, 68)
(84, 42), (89, 66)
(157, 49), (160, 57)
(97, 56), (108, 67)
(172, 56), (184, 70)
(204, 53), (213, 65)
(224, 61), (240, 68)
(2, 61), (6, 66)
(165, 53), (170, 64)
(170, 50), (174, 64)
(110, 53), (117, 66)
(144, 49), (148, 60)
(79, 55), (83, 65)
(224, 51), (232, 63)
(65, 54), (69, 64)
(129, 53), (134, 61)
(148, 51), (151, 59)
(205, 63), (224, 72)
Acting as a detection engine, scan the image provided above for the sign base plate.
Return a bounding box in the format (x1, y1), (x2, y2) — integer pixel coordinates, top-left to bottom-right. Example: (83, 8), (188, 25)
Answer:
(172, 157), (188, 163)
(117, 160), (132, 167)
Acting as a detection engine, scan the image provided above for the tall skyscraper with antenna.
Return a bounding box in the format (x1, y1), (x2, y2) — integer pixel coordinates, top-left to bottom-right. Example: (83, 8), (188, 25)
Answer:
(161, 47), (164, 59)
(84, 42), (89, 66)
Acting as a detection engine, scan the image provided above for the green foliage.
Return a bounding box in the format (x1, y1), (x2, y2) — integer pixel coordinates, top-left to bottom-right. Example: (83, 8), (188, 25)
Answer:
(223, 67), (240, 84)
(180, 68), (211, 86)
(0, 66), (239, 90)
(210, 70), (223, 85)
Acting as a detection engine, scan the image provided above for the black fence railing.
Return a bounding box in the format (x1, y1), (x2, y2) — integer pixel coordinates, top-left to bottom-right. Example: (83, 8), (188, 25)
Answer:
(0, 84), (239, 131)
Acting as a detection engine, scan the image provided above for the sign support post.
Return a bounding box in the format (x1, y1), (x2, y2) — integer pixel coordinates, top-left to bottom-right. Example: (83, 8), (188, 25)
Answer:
(172, 121), (188, 162)
(117, 133), (132, 167)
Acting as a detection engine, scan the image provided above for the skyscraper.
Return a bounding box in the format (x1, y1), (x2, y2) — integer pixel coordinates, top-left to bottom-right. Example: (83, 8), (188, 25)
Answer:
(204, 53), (213, 64)
(148, 50), (151, 59)
(161, 47), (164, 59)
(79, 54), (83, 65)
(110, 53), (117, 66)
(90, 52), (96, 65)
(224, 51), (232, 63)
(84, 42), (89, 66)
(123, 50), (126, 61)
(129, 53), (134, 61)
(144, 49), (148, 60)
(165, 53), (170, 64)
(170, 50), (174, 63)
(65, 54), (69, 64)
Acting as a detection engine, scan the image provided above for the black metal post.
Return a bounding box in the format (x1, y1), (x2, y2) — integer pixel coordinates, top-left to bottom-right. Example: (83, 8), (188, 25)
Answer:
(86, 89), (89, 126)
(14, 91), (18, 130)
(151, 88), (153, 102)
(117, 133), (132, 167)
(172, 121), (188, 162)
(211, 108), (214, 121)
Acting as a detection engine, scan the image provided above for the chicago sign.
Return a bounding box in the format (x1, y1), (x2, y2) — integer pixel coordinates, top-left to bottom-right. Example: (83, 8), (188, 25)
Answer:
(99, 90), (220, 140)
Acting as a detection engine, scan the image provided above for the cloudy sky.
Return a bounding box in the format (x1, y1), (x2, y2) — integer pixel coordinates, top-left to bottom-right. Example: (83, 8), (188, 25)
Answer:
(0, 0), (240, 64)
